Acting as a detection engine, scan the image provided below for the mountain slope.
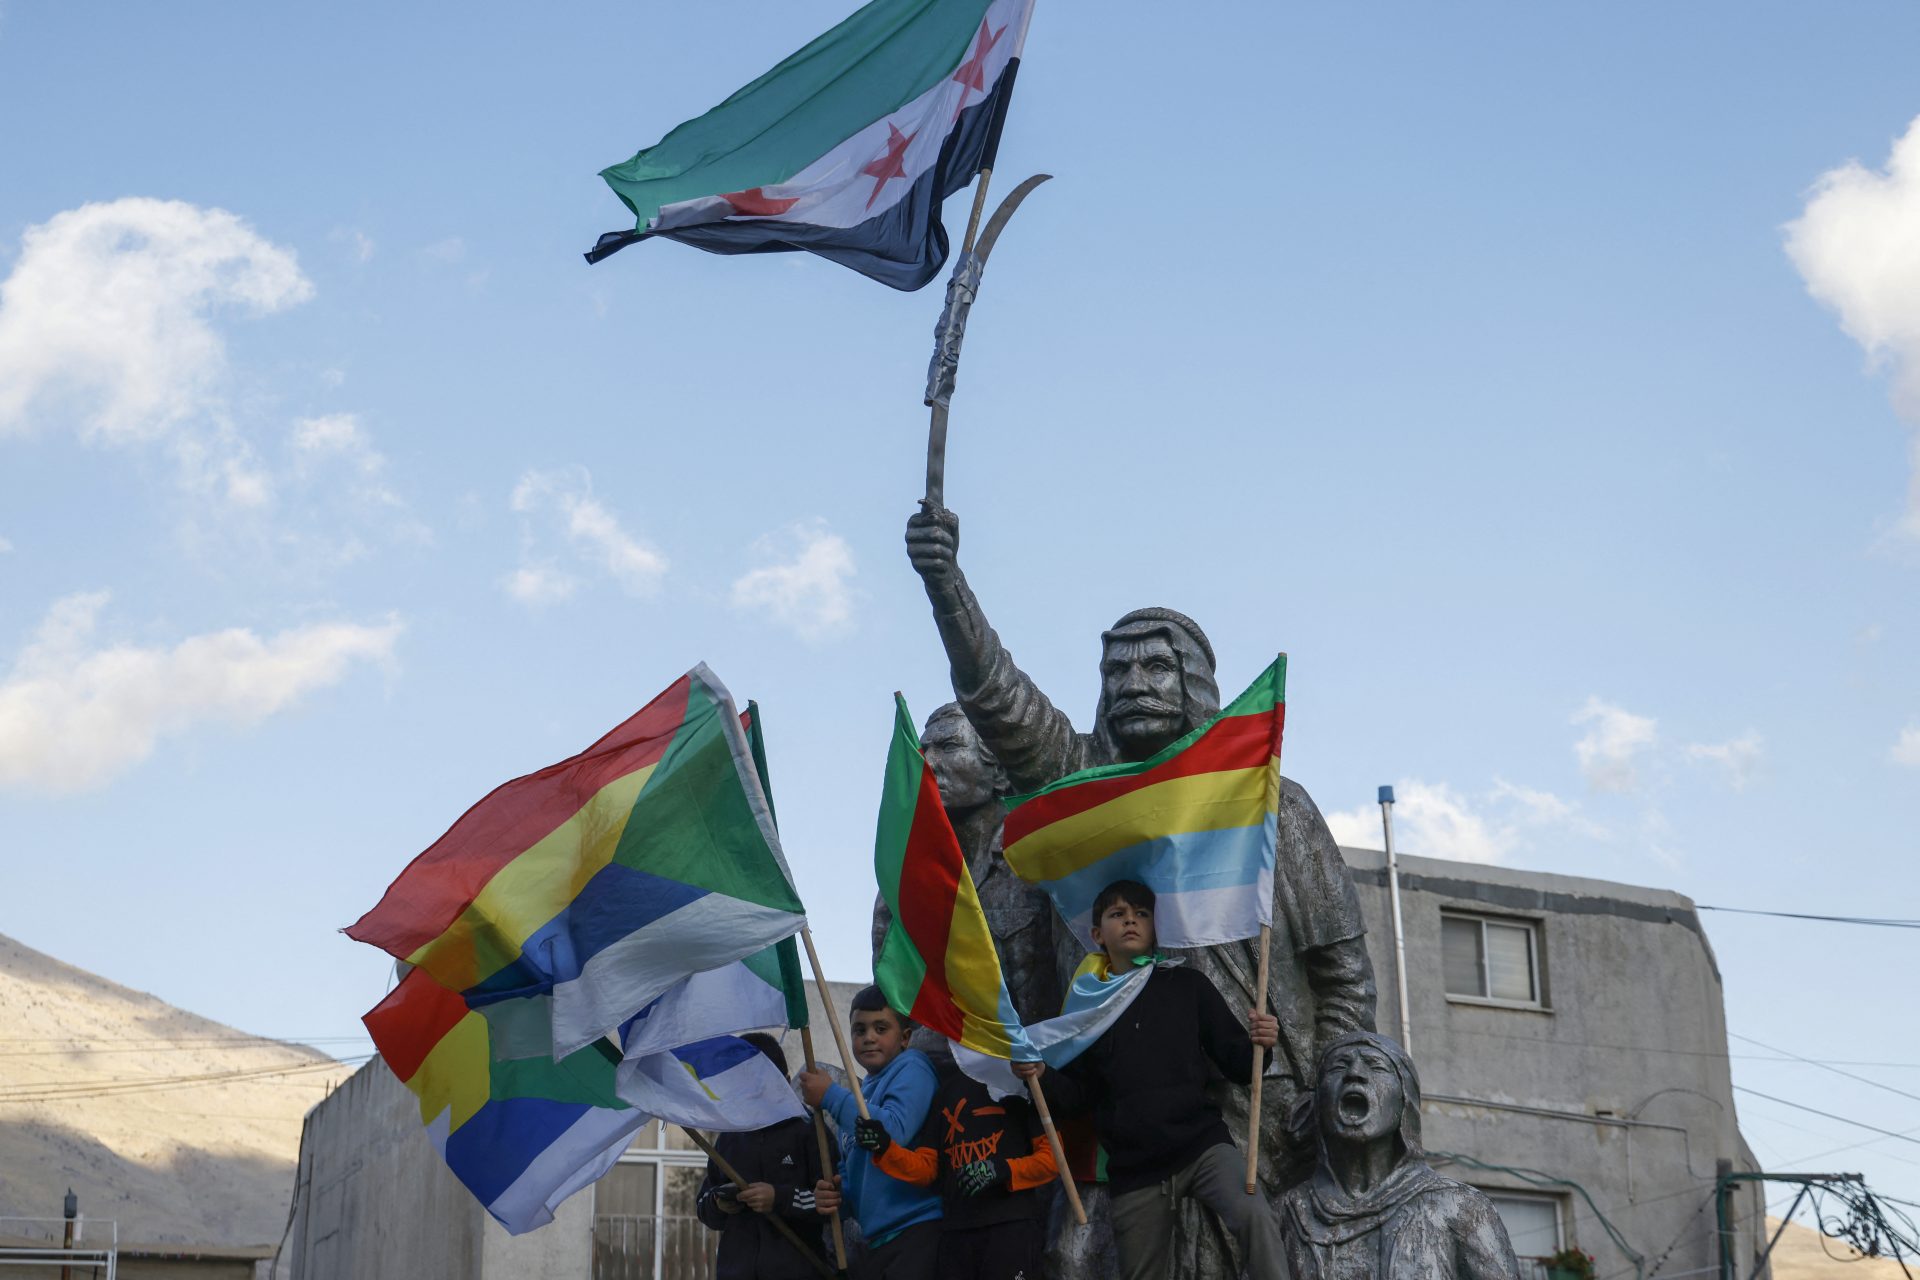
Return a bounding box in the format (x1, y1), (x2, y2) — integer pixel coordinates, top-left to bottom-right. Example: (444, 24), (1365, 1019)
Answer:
(0, 932), (352, 1246)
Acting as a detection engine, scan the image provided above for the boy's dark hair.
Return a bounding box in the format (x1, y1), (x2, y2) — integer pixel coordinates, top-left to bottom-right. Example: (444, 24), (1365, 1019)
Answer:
(850, 984), (913, 1029)
(1091, 879), (1156, 920)
(742, 1030), (788, 1078)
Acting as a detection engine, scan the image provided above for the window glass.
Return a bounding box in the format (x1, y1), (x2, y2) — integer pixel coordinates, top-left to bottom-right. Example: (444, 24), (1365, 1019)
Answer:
(1441, 915), (1485, 997)
(664, 1165), (708, 1219)
(1486, 922), (1536, 1003)
(595, 1162), (658, 1218)
(1487, 1192), (1561, 1258)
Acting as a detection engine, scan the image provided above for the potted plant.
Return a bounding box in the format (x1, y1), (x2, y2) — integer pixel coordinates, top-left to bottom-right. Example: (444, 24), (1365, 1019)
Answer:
(1546, 1247), (1596, 1280)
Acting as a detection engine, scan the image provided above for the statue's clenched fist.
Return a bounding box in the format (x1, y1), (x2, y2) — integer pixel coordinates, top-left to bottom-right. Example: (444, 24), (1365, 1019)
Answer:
(906, 503), (961, 587)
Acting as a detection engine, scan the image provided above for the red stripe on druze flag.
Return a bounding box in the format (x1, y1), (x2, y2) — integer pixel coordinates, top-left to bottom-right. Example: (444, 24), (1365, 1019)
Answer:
(364, 966), (470, 1082)
(896, 763), (966, 1039)
(1006, 707), (1280, 842)
(345, 675), (695, 960)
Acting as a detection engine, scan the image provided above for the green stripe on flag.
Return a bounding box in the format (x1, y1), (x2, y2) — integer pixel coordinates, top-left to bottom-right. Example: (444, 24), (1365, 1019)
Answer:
(871, 695), (932, 1012)
(610, 677), (805, 914)
(600, 0), (995, 230)
(1007, 656), (1287, 804)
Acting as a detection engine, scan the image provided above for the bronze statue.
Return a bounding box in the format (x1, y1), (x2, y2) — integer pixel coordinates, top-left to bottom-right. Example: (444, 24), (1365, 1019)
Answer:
(1279, 1033), (1521, 1280)
(871, 703), (1063, 1035)
(905, 504), (1379, 1278)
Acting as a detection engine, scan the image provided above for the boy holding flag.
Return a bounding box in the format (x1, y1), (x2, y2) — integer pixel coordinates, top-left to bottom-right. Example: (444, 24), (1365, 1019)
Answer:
(800, 989), (942, 1280)
(1014, 880), (1287, 1280)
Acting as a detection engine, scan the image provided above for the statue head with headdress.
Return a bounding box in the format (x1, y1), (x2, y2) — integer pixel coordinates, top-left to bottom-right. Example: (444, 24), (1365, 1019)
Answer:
(1290, 1031), (1425, 1164)
(1091, 607), (1221, 763)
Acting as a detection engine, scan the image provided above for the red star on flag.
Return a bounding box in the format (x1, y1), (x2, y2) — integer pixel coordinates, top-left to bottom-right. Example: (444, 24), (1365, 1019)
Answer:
(862, 122), (918, 209)
(951, 18), (1006, 118)
(720, 187), (798, 217)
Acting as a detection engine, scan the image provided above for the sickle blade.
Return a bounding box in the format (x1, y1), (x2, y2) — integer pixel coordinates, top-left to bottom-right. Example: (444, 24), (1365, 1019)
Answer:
(972, 173), (1052, 266)
(923, 173), (1052, 415)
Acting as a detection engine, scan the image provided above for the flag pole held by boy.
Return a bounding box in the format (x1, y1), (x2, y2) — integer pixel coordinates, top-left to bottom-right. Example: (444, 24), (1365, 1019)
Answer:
(871, 692), (1085, 1225)
(746, 701), (853, 1270)
(999, 656), (1290, 1189)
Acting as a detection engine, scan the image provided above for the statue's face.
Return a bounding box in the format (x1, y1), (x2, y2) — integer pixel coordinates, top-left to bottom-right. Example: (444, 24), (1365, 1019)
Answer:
(922, 712), (997, 810)
(1318, 1042), (1405, 1148)
(1100, 633), (1186, 761)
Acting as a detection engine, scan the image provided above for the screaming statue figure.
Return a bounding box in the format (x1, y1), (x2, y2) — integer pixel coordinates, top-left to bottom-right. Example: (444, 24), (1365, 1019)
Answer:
(906, 504), (1379, 1280)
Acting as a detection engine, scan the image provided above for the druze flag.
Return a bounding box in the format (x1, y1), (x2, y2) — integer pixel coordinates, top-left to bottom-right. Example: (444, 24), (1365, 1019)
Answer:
(588, 0), (1036, 289)
(364, 968), (645, 1235)
(346, 663), (807, 1057)
(1003, 657), (1288, 950)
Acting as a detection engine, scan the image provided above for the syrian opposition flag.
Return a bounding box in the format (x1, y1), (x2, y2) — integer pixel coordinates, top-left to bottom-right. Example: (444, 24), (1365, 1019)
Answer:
(588, 0), (1036, 290)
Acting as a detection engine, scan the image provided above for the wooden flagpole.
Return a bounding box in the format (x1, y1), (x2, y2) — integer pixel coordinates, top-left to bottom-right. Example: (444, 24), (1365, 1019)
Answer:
(1025, 1074), (1087, 1226)
(681, 1127), (838, 1280)
(1244, 923), (1272, 1194)
(800, 928), (870, 1120)
(799, 1025), (849, 1269)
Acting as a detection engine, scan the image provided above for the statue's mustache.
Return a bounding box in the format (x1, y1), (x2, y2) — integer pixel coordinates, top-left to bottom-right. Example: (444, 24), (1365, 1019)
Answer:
(1109, 696), (1180, 717)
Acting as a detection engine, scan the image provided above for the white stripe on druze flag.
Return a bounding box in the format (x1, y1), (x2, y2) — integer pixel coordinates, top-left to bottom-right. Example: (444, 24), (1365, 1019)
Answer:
(621, 960), (790, 1060)
(654, 0), (1035, 235)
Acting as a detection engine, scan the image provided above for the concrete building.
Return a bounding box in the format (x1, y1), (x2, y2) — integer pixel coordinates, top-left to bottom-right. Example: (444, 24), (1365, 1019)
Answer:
(1342, 845), (1769, 1280)
(287, 859), (1768, 1280)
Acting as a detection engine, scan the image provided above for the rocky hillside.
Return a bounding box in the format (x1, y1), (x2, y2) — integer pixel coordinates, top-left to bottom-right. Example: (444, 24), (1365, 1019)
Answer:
(0, 932), (352, 1247)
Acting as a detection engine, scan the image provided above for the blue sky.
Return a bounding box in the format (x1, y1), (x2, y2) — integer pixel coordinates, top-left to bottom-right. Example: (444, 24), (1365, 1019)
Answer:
(3, 0), (1919, 1219)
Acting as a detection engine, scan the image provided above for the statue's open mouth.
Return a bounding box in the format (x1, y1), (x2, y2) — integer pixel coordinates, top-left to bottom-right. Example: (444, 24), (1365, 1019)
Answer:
(1337, 1087), (1371, 1124)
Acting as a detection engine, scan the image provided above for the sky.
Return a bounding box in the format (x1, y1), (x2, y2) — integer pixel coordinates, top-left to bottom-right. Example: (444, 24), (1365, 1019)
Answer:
(3, 0), (1919, 1229)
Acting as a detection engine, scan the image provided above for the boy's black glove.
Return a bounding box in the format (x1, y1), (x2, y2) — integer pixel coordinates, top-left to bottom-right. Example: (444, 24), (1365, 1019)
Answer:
(853, 1117), (892, 1154)
(956, 1157), (1010, 1197)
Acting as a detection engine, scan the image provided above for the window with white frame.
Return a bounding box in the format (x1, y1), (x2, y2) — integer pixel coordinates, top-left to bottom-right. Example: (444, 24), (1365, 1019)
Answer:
(1441, 912), (1544, 1007)
(1483, 1190), (1565, 1272)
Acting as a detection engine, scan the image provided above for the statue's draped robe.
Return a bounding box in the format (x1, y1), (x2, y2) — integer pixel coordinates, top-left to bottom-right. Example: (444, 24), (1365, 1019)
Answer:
(1279, 1164), (1522, 1280)
(931, 578), (1378, 1279)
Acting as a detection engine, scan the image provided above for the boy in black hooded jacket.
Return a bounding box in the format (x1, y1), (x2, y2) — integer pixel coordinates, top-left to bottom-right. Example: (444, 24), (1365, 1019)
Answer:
(695, 1033), (826, 1280)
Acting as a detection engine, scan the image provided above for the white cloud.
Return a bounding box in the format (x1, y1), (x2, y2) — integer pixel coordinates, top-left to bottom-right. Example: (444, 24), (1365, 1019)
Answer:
(1683, 731), (1765, 790)
(1894, 724), (1920, 768)
(1572, 697), (1657, 793)
(503, 564), (577, 607)
(422, 236), (466, 263)
(0, 537), (12, 554)
(1785, 114), (1920, 538)
(506, 468), (666, 603)
(0, 198), (311, 447)
(730, 522), (857, 642)
(0, 592), (400, 793)
(1325, 776), (1600, 867)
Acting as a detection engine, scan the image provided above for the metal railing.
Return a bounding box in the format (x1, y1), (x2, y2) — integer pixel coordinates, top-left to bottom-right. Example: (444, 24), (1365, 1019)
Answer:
(592, 1215), (717, 1280)
(0, 1217), (117, 1279)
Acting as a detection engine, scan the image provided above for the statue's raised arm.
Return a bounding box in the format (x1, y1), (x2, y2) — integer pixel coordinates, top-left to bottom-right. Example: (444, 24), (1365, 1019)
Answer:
(905, 504), (1085, 792)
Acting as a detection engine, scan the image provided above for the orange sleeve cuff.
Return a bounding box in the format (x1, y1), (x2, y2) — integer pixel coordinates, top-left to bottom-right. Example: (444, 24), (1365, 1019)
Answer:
(1007, 1134), (1058, 1192)
(874, 1142), (938, 1187)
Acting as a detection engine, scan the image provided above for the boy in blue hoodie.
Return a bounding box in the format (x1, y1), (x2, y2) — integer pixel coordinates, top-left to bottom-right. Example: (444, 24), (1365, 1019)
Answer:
(798, 985), (942, 1280)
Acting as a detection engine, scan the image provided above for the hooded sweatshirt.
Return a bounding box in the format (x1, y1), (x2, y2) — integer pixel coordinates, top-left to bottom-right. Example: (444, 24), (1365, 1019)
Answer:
(822, 1047), (942, 1244)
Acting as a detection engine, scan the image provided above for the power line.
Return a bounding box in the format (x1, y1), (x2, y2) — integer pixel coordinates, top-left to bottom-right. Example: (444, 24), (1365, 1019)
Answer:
(1698, 905), (1920, 929)
(1734, 1087), (1920, 1150)
(1730, 1032), (1920, 1107)
(0, 1056), (366, 1103)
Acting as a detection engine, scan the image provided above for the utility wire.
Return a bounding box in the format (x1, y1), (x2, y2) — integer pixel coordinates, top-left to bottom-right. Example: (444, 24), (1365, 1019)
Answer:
(1734, 1087), (1920, 1149)
(1697, 905), (1920, 929)
(1729, 1032), (1920, 1107)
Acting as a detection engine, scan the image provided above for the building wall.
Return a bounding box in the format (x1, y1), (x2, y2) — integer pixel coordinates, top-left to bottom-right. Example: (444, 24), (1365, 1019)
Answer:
(285, 1057), (591, 1280)
(1342, 846), (1769, 1280)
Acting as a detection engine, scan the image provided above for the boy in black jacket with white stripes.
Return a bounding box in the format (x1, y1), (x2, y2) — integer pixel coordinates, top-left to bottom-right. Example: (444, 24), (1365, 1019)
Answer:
(696, 1033), (826, 1280)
